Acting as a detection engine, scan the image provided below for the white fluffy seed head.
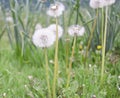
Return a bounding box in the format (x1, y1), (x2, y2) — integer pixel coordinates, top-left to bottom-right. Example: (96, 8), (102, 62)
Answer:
(102, 0), (116, 7)
(90, 0), (102, 9)
(35, 23), (42, 30)
(47, 2), (65, 17)
(89, 0), (116, 9)
(47, 24), (63, 39)
(32, 28), (55, 48)
(68, 25), (85, 36)
(6, 16), (13, 23)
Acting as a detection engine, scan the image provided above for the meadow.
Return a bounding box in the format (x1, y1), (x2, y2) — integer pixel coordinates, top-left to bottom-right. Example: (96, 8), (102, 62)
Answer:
(0, 0), (120, 98)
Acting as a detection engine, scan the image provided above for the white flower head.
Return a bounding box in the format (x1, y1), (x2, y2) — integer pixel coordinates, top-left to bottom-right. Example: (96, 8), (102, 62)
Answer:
(90, 0), (103, 9)
(32, 28), (55, 48)
(35, 23), (42, 30)
(68, 25), (85, 36)
(47, 24), (63, 39)
(6, 16), (13, 23)
(89, 0), (116, 9)
(102, 0), (116, 7)
(47, 2), (65, 17)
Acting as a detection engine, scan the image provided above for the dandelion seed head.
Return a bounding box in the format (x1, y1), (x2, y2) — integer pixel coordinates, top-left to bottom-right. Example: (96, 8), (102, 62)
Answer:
(102, 0), (116, 6)
(47, 24), (63, 39)
(68, 25), (85, 36)
(90, 0), (116, 9)
(32, 28), (55, 48)
(6, 16), (13, 23)
(47, 2), (65, 17)
(90, 0), (102, 9)
(35, 23), (42, 30)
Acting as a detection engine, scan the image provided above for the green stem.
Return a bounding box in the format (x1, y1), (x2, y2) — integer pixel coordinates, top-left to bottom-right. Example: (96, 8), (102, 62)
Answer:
(84, 9), (98, 66)
(65, 37), (69, 73)
(66, 36), (76, 88)
(53, 17), (59, 98)
(44, 48), (51, 98)
(101, 7), (108, 84)
(101, 8), (104, 50)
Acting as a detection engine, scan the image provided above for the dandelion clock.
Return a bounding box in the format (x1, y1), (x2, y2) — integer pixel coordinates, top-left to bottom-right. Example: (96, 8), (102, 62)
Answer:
(32, 28), (55, 48)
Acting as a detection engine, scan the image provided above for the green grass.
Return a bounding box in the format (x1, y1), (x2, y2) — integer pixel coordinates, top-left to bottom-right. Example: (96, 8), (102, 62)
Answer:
(0, 35), (120, 97)
(0, 1), (120, 98)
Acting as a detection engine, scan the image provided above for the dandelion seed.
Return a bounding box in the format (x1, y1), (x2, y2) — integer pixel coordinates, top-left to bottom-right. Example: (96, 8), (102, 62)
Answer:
(24, 85), (27, 88)
(118, 86), (120, 91)
(91, 95), (96, 98)
(32, 28), (55, 48)
(35, 23), (42, 30)
(47, 2), (65, 17)
(117, 83), (120, 91)
(3, 93), (6, 97)
(47, 24), (63, 39)
(28, 75), (33, 80)
(118, 75), (120, 79)
(89, 64), (92, 68)
(49, 59), (54, 64)
(68, 25), (85, 36)
(82, 84), (85, 87)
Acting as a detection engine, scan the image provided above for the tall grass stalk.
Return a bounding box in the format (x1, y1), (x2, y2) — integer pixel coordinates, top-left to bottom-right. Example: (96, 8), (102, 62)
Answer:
(53, 17), (59, 98)
(1, 5), (13, 48)
(44, 48), (51, 98)
(84, 9), (98, 65)
(101, 7), (108, 84)
(66, 36), (76, 88)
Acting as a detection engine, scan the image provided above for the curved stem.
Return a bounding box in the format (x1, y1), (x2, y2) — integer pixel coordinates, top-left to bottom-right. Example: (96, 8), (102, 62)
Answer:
(101, 7), (108, 84)
(84, 9), (98, 66)
(53, 17), (59, 98)
(44, 48), (51, 98)
(66, 36), (76, 88)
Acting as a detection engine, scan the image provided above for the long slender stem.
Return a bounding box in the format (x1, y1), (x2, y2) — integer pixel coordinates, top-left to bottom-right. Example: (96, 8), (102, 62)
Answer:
(44, 48), (51, 98)
(84, 9), (98, 65)
(65, 37), (69, 73)
(101, 7), (108, 84)
(66, 36), (76, 88)
(101, 8), (104, 48)
(53, 17), (59, 98)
